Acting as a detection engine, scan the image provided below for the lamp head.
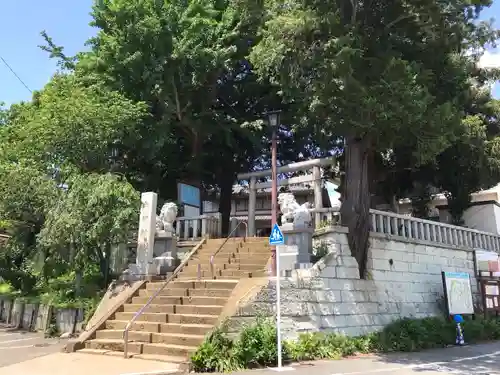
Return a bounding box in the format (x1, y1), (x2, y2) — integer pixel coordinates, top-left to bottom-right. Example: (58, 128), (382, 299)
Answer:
(265, 110), (281, 127)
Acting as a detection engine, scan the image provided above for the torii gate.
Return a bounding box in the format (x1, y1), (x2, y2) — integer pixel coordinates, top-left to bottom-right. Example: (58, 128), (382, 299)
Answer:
(236, 157), (338, 236)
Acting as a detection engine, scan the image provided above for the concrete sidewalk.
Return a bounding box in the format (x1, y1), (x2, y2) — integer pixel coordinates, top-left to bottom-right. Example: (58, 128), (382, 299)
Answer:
(0, 352), (182, 375)
(197, 341), (500, 375)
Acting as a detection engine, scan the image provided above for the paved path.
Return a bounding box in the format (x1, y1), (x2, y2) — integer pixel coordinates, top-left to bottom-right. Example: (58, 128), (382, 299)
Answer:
(0, 326), (66, 368)
(0, 325), (181, 375)
(3, 331), (500, 375)
(217, 341), (500, 375)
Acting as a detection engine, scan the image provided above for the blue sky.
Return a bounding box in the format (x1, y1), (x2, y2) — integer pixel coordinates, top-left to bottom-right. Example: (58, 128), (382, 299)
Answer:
(0, 0), (95, 107)
(1, 1), (500, 107)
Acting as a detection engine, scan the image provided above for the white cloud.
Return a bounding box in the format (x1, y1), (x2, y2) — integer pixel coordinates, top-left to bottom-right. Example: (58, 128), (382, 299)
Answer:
(478, 50), (500, 69)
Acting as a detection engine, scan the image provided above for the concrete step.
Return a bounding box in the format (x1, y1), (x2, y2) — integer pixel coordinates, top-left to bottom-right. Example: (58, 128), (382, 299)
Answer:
(160, 323), (213, 335)
(132, 296), (181, 305)
(231, 256), (271, 264)
(105, 320), (160, 333)
(167, 313), (218, 325)
(176, 270), (252, 279)
(132, 295), (227, 306)
(175, 304), (223, 315)
(111, 312), (218, 325)
(194, 248), (271, 258)
(96, 329), (152, 342)
(115, 312), (168, 323)
(217, 269), (263, 278)
(182, 263), (267, 272)
(132, 353), (189, 364)
(188, 288), (234, 297)
(175, 269), (216, 279)
(147, 279), (238, 291)
(123, 304), (175, 314)
(142, 343), (197, 357)
(192, 254), (270, 264)
(198, 249), (271, 257)
(178, 269), (266, 279)
(104, 321), (214, 336)
(86, 339), (142, 354)
(205, 237), (267, 245)
(77, 348), (113, 355)
(204, 238), (244, 245)
(139, 288), (188, 297)
(151, 332), (205, 347)
(139, 287), (233, 298)
(123, 303), (223, 315)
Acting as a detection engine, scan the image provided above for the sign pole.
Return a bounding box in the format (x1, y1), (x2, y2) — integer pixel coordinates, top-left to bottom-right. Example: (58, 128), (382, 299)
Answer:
(276, 244), (282, 370)
(268, 225), (293, 372)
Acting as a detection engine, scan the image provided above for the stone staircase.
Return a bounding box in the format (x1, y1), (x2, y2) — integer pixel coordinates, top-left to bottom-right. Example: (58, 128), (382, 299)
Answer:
(79, 237), (270, 363)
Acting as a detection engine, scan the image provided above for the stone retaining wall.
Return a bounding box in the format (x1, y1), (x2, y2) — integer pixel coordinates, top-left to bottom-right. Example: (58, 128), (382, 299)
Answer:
(0, 298), (85, 334)
(228, 226), (477, 338)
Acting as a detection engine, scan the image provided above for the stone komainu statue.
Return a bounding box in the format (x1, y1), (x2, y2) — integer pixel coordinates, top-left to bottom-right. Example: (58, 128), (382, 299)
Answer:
(155, 202), (178, 235)
(277, 192), (312, 227)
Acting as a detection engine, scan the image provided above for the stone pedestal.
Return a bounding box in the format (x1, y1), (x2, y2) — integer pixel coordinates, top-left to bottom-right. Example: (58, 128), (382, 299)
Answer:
(280, 223), (314, 273)
(152, 231), (179, 275)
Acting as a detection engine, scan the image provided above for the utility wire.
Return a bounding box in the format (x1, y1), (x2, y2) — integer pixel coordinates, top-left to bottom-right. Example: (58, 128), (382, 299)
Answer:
(0, 55), (32, 93)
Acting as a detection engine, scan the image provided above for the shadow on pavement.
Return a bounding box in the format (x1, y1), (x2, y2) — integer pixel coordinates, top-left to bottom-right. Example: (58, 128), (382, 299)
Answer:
(0, 325), (32, 334)
(371, 342), (500, 374)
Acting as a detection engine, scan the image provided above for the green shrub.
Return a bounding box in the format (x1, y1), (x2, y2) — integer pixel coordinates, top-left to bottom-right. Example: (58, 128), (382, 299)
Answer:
(375, 317), (455, 352)
(0, 282), (13, 296)
(0, 282), (19, 298)
(190, 326), (239, 373)
(234, 317), (285, 368)
(190, 316), (500, 373)
(286, 332), (341, 360)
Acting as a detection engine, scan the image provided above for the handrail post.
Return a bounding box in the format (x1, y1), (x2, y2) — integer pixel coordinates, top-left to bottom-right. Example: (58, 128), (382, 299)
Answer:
(210, 255), (214, 279)
(123, 329), (128, 358)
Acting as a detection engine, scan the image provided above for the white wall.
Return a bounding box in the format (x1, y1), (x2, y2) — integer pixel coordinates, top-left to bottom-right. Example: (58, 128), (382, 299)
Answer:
(230, 227), (477, 338)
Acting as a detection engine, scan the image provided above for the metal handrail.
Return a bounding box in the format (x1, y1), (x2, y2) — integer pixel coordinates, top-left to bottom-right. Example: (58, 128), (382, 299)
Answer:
(122, 237), (206, 358)
(210, 221), (248, 278)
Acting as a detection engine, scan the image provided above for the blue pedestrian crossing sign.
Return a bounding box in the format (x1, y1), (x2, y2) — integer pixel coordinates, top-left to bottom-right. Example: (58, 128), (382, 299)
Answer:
(269, 223), (285, 245)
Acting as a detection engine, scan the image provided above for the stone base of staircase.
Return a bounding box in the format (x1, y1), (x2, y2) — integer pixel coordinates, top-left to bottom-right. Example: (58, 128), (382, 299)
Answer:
(78, 237), (271, 365)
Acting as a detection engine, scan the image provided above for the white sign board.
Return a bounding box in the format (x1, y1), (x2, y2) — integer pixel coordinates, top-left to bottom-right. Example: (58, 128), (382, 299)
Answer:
(441, 272), (474, 315)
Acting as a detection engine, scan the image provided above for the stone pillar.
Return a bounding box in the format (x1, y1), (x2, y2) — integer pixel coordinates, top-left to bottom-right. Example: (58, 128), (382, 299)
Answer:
(313, 166), (323, 228)
(280, 223), (314, 273)
(230, 217), (238, 234)
(248, 177), (257, 237)
(136, 192), (158, 276)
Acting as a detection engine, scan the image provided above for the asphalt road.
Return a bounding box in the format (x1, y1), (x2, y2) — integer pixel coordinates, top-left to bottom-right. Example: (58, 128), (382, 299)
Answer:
(220, 341), (500, 375)
(0, 325), (66, 369)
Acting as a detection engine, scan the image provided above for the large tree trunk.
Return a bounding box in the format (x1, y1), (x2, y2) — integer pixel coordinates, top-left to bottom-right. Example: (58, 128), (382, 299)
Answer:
(340, 136), (372, 279)
(219, 170), (235, 236)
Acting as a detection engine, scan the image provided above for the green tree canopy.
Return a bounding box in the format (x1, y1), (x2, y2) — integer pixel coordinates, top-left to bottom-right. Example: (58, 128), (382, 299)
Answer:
(250, 0), (499, 277)
(38, 173), (140, 287)
(0, 162), (60, 292)
(0, 74), (148, 173)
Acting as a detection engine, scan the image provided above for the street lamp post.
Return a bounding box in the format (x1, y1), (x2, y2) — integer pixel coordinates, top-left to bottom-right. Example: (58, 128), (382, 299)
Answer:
(266, 110), (286, 371)
(267, 110), (281, 277)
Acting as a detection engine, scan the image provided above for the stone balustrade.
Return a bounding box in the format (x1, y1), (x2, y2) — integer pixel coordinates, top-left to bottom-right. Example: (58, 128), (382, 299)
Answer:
(370, 209), (500, 252)
(313, 207), (500, 253)
(175, 213), (222, 240)
(311, 207), (341, 227)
